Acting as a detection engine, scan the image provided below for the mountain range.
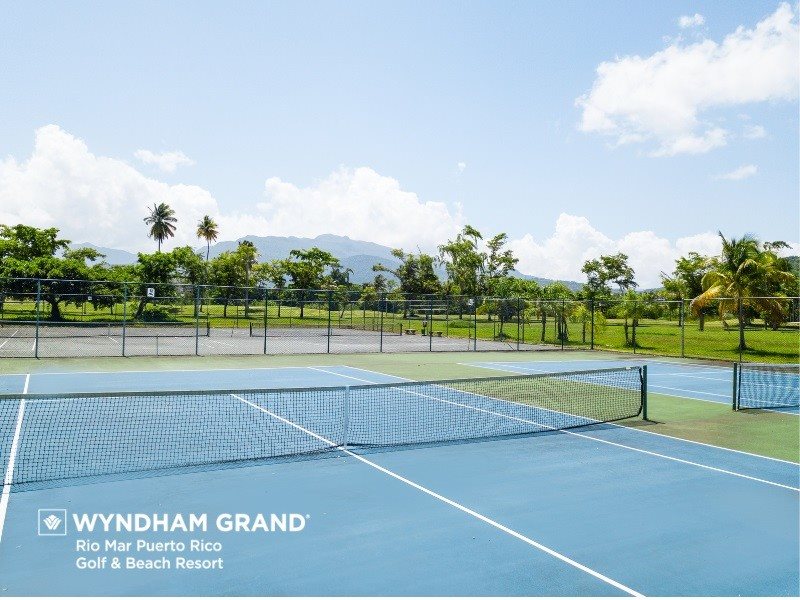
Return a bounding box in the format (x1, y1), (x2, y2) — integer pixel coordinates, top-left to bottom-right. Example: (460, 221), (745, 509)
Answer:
(71, 234), (583, 290)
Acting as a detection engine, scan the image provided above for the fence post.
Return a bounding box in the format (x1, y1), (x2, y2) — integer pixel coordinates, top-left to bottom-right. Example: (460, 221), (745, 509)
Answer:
(473, 297), (477, 351)
(122, 283), (127, 357)
(561, 299), (566, 350)
(517, 298), (521, 351)
(738, 297), (744, 363)
(632, 300), (637, 355)
(264, 288), (269, 354)
(679, 299), (685, 358)
(34, 279), (41, 359)
(194, 285), (200, 356)
(327, 290), (332, 354)
(379, 293), (384, 353)
(429, 296), (433, 352)
(590, 299), (595, 350)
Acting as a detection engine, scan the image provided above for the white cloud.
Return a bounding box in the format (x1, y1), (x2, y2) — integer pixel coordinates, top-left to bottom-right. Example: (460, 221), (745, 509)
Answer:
(716, 164), (758, 180)
(0, 125), (463, 254)
(576, 3), (799, 156)
(1, 126), (794, 289)
(457, 161), (466, 174)
(743, 124), (767, 139)
(134, 149), (195, 173)
(679, 13), (705, 28)
(508, 214), (735, 288)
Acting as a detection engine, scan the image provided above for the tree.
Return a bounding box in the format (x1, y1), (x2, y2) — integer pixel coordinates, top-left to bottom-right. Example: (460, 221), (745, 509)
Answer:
(172, 246), (205, 316)
(143, 203), (177, 251)
(196, 215), (219, 262)
(438, 225), (484, 297)
(236, 241), (259, 317)
(661, 252), (713, 329)
(0, 224), (69, 261)
(485, 233), (518, 294)
(374, 249), (440, 318)
(282, 247), (341, 317)
(691, 233), (797, 348)
(133, 251), (177, 318)
(0, 225), (104, 320)
(581, 253), (637, 298)
(209, 251), (246, 317)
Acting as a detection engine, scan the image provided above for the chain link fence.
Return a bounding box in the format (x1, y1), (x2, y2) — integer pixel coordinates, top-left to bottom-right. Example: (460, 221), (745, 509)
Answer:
(0, 278), (796, 362)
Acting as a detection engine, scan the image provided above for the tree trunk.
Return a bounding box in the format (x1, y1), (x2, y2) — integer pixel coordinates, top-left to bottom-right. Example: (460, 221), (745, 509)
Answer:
(699, 313), (705, 331)
(540, 313), (546, 342)
(48, 297), (62, 321)
(623, 318), (629, 345)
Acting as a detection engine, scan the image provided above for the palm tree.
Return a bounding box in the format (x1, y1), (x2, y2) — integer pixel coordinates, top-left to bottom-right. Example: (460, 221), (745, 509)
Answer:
(196, 215), (219, 262)
(691, 232), (796, 350)
(143, 203), (177, 251)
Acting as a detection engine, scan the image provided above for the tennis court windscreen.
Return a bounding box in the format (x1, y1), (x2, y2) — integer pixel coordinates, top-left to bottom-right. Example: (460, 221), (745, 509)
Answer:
(734, 363), (800, 410)
(0, 366), (644, 488)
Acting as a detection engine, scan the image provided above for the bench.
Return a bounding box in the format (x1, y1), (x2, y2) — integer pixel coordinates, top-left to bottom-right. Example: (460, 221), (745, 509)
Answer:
(433, 331), (443, 337)
(404, 329), (417, 335)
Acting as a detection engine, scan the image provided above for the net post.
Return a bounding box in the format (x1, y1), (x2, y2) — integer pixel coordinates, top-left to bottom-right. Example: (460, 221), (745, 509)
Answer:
(641, 364), (648, 421)
(342, 386), (350, 451)
(732, 362), (739, 410)
(34, 279), (40, 359)
(122, 283), (127, 357)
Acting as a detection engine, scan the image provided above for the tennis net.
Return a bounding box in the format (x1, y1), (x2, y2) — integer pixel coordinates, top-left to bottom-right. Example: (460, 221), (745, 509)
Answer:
(0, 366), (645, 488)
(734, 362), (799, 410)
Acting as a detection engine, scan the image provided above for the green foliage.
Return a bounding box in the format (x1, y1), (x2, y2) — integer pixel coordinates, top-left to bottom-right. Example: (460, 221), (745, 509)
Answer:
(581, 252), (636, 298)
(374, 249), (440, 295)
(143, 203), (177, 251)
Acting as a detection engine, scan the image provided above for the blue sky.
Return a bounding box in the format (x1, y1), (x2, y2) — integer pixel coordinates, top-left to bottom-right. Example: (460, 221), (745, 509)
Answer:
(0, 1), (797, 285)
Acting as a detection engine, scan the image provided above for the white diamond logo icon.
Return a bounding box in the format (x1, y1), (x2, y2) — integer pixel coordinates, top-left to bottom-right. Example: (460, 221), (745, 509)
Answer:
(42, 514), (61, 531)
(37, 509), (67, 536)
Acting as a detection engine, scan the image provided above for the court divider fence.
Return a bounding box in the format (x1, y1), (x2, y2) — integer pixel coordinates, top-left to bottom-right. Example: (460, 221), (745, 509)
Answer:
(0, 277), (797, 362)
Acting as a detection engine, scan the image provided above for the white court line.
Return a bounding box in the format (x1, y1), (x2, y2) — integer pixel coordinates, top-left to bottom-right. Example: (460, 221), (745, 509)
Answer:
(316, 366), (800, 485)
(0, 329), (20, 350)
(0, 373), (29, 544)
(230, 392), (642, 597)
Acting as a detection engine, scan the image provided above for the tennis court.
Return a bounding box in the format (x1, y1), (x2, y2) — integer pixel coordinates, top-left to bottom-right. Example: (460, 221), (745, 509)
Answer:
(0, 362), (797, 595)
(469, 357), (800, 415)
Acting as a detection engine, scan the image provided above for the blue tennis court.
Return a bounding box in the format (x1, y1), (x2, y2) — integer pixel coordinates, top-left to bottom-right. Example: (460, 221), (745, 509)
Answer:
(0, 364), (797, 595)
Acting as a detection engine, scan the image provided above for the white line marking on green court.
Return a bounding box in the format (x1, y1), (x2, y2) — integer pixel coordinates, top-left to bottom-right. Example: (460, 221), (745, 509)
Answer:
(230, 392), (643, 597)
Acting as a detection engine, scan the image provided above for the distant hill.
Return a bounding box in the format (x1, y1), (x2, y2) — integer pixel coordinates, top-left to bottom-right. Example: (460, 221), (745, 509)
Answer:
(69, 242), (138, 265)
(69, 234), (583, 290)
